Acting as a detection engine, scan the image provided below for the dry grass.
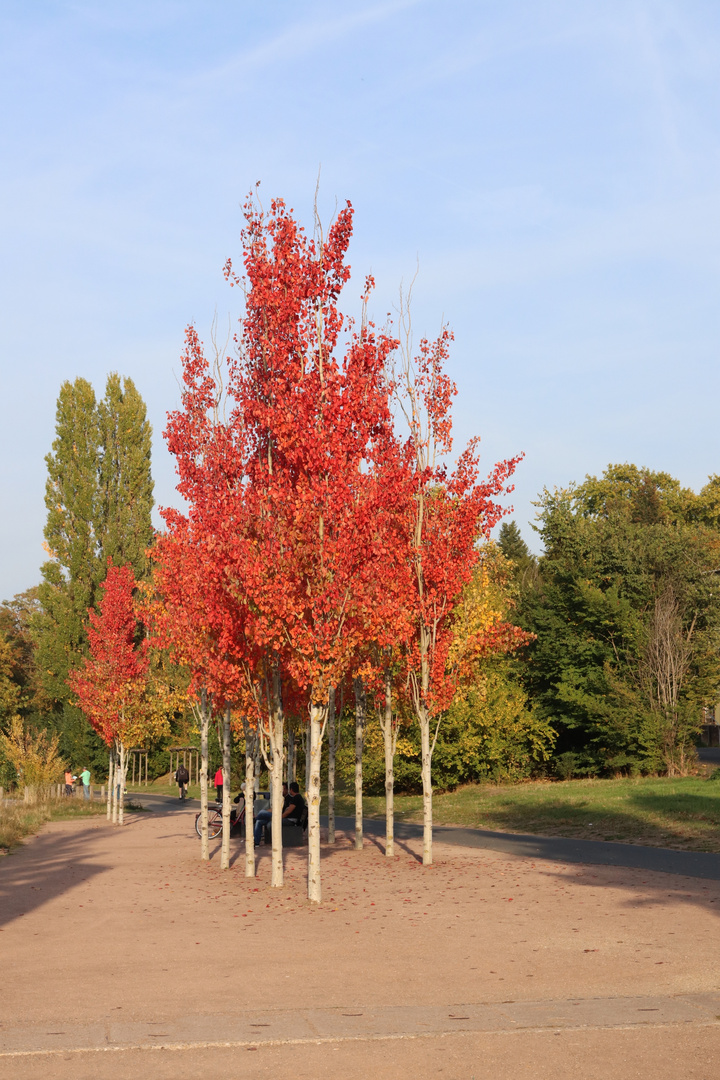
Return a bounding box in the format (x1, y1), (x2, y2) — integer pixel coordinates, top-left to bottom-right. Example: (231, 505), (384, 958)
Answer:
(0, 796), (108, 854)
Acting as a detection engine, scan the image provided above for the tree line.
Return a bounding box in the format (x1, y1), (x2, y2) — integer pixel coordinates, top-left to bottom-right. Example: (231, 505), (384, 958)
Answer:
(499, 465), (720, 780)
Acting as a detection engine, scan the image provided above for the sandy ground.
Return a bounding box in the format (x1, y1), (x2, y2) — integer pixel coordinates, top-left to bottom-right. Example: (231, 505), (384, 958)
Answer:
(1, 799), (720, 1078)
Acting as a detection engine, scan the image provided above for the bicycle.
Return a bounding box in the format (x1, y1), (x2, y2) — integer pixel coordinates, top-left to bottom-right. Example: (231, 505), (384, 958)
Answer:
(194, 802), (246, 840)
(194, 804), (223, 839)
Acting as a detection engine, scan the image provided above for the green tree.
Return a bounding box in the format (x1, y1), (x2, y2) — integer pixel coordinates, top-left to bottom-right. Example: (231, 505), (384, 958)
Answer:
(34, 374), (154, 770)
(37, 378), (101, 720)
(97, 374), (154, 577)
(498, 520), (537, 585)
(519, 465), (720, 776)
(0, 589), (48, 722)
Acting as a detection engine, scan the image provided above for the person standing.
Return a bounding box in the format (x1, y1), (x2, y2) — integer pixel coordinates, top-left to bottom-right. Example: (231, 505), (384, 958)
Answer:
(80, 767), (91, 800)
(214, 766), (224, 804)
(64, 770), (74, 797)
(175, 762), (189, 800)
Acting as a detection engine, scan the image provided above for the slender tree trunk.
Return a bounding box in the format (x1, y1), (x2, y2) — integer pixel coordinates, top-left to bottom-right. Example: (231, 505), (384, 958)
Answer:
(253, 737), (262, 792)
(327, 687), (337, 845)
(380, 669), (396, 858)
(307, 700), (327, 904)
(269, 665), (285, 888)
(111, 742), (119, 824)
(304, 723), (311, 794)
(199, 688), (210, 862)
(220, 704), (232, 871)
(106, 748), (113, 821)
(287, 727), (295, 785)
(242, 718), (256, 878)
(414, 627), (435, 867)
(420, 704), (432, 866)
(118, 742), (127, 826)
(354, 676), (366, 851)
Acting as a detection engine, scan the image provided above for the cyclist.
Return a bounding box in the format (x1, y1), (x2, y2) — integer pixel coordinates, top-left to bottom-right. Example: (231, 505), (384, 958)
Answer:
(175, 762), (189, 800)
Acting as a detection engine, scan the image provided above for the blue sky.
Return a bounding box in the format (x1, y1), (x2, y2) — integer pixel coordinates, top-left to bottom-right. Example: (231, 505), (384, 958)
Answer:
(2, 0), (720, 599)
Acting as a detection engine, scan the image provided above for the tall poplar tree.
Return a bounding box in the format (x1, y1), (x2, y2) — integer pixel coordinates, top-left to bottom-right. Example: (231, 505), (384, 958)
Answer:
(98, 374), (154, 577)
(36, 374), (154, 767)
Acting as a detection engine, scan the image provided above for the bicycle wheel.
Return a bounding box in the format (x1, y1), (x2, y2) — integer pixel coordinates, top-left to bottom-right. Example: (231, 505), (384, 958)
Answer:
(195, 811), (223, 839)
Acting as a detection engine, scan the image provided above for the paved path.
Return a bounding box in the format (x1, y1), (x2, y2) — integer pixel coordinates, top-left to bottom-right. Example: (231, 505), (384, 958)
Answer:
(331, 816), (720, 881)
(132, 795), (720, 880)
(6, 798), (718, 1079)
(2, 991), (719, 1059)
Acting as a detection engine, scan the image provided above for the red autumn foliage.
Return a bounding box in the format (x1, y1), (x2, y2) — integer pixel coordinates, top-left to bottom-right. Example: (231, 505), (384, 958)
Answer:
(151, 190), (527, 886)
(68, 562), (148, 747)
(221, 197), (410, 704)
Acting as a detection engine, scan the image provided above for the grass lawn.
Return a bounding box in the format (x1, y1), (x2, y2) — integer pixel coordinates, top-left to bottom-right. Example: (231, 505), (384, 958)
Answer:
(335, 775), (720, 853)
(0, 797), (108, 853)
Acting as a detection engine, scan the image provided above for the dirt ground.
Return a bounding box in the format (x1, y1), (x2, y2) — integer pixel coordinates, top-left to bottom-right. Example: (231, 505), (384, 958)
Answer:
(1, 798), (719, 1079)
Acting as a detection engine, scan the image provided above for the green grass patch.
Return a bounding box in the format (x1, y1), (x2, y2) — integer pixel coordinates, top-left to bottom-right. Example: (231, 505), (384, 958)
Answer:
(126, 780), (205, 801)
(335, 775), (720, 853)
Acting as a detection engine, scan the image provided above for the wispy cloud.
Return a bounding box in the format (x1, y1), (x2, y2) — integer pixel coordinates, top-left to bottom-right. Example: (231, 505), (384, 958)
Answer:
(187, 0), (423, 90)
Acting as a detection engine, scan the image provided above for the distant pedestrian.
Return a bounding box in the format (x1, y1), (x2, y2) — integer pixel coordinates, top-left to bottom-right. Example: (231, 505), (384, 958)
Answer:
(214, 767), (224, 804)
(64, 770), (74, 797)
(80, 767), (91, 800)
(175, 763), (189, 800)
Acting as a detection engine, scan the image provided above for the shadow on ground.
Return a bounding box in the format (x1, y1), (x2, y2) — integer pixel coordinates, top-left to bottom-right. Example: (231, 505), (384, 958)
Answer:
(0, 826), (110, 928)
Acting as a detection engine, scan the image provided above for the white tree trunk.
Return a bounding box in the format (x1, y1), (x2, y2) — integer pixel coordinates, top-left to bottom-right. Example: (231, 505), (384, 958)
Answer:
(304, 723), (311, 794)
(354, 677), (366, 851)
(307, 700), (326, 904)
(268, 666), (285, 888)
(287, 727), (295, 785)
(380, 670), (396, 858)
(327, 687), (337, 845)
(220, 704), (232, 871)
(111, 744), (119, 824)
(199, 688), (210, 862)
(420, 706), (432, 866)
(117, 742), (127, 826)
(242, 718), (256, 878)
(106, 748), (114, 821)
(253, 737), (262, 792)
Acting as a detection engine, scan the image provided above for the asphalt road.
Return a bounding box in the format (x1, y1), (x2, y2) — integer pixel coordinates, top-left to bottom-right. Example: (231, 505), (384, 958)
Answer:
(333, 815), (720, 881)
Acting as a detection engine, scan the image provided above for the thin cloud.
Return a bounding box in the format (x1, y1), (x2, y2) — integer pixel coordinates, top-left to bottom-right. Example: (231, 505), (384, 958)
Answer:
(187, 0), (423, 90)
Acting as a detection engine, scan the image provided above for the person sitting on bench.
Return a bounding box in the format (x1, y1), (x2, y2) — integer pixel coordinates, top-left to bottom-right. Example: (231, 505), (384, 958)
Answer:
(253, 782), (306, 845)
(283, 782), (305, 826)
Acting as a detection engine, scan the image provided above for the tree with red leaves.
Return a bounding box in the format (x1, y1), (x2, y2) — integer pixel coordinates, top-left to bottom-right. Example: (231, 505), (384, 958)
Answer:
(222, 196), (408, 902)
(147, 491), (266, 876)
(68, 562), (157, 826)
(153, 325), (284, 883)
(154, 190), (524, 900)
(395, 314), (522, 865)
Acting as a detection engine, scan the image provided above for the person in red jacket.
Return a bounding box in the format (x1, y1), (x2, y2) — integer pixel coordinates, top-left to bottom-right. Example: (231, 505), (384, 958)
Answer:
(214, 766), (224, 804)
